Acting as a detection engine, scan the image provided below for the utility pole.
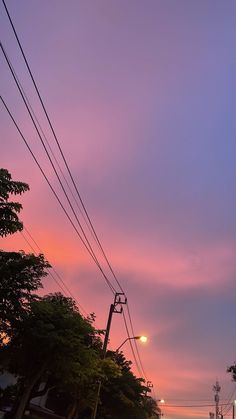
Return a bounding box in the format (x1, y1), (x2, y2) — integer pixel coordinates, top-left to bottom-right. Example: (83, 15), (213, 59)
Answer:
(233, 400), (235, 419)
(213, 380), (221, 419)
(91, 292), (127, 419)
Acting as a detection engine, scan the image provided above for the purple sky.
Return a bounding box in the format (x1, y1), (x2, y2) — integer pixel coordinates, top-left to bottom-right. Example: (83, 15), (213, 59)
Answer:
(1, 1), (236, 417)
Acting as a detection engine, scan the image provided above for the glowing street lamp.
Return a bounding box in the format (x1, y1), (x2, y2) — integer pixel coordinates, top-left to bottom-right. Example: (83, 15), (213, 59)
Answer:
(116, 335), (147, 351)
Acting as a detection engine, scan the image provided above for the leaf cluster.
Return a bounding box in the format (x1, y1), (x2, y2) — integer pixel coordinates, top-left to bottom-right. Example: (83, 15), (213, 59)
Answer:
(99, 351), (157, 419)
(0, 251), (50, 342)
(227, 363), (236, 382)
(0, 168), (29, 237)
(1, 293), (106, 390)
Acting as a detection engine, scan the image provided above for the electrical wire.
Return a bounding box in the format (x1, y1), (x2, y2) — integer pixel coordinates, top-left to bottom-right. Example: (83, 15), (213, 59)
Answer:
(163, 403), (232, 408)
(0, 42), (110, 284)
(1, 74), (147, 385)
(1, 0), (151, 384)
(20, 228), (88, 317)
(164, 399), (227, 402)
(1, 40), (118, 298)
(122, 310), (143, 378)
(2, 47), (99, 249)
(222, 401), (235, 417)
(20, 229), (104, 334)
(221, 385), (236, 415)
(1, 0), (124, 294)
(1, 44), (146, 379)
(2, 0), (139, 308)
(0, 95), (116, 295)
(1, 60), (149, 392)
(125, 303), (148, 380)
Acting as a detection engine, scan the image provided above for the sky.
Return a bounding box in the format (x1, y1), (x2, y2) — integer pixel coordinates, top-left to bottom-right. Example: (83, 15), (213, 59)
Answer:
(1, 1), (236, 417)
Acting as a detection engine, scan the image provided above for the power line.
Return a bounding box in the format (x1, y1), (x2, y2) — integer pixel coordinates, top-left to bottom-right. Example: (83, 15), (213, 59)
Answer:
(0, 42), (111, 289)
(1, 40), (118, 296)
(1, 91), (147, 380)
(2, 0), (139, 317)
(0, 95), (116, 295)
(222, 400), (235, 416)
(1, 70), (147, 384)
(1, 0), (124, 295)
(20, 227), (89, 317)
(126, 303), (148, 380)
(163, 403), (233, 408)
(20, 228), (107, 334)
(2, 46), (99, 249)
(1, 43), (147, 380)
(122, 310), (143, 378)
(221, 385), (236, 415)
(1, 1), (150, 384)
(164, 399), (231, 402)
(1, 83), (147, 382)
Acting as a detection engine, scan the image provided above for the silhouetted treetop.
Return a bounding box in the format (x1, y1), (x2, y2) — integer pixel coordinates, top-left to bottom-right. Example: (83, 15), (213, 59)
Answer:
(0, 168), (29, 236)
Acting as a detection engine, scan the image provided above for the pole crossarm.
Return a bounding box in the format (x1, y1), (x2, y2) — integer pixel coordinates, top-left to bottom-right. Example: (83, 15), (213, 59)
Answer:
(113, 292), (127, 313)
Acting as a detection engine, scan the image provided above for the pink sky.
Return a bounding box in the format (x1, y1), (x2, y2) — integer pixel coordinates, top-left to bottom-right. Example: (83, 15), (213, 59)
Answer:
(1, 1), (236, 418)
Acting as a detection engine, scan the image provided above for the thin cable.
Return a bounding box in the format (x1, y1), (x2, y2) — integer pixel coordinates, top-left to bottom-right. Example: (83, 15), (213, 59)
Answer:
(221, 385), (236, 415)
(21, 228), (89, 317)
(163, 403), (232, 408)
(2, 0), (125, 295)
(222, 399), (235, 417)
(0, 42), (109, 284)
(1, 40), (149, 384)
(0, 95), (116, 294)
(122, 310), (143, 378)
(1, 5), (147, 377)
(223, 405), (232, 416)
(1, 38), (147, 380)
(1, 40), (118, 297)
(3, 48), (97, 244)
(2, 2), (150, 384)
(164, 399), (229, 402)
(20, 229), (103, 332)
(20, 231), (82, 308)
(125, 303), (148, 380)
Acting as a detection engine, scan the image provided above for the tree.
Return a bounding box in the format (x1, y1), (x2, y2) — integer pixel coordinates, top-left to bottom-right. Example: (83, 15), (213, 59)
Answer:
(227, 362), (236, 381)
(143, 397), (161, 419)
(0, 168), (50, 342)
(1, 293), (106, 419)
(0, 251), (50, 342)
(0, 168), (158, 419)
(99, 351), (158, 419)
(0, 168), (29, 237)
(64, 355), (121, 419)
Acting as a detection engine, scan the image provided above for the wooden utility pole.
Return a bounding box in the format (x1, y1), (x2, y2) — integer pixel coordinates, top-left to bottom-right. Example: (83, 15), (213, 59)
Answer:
(91, 293), (127, 419)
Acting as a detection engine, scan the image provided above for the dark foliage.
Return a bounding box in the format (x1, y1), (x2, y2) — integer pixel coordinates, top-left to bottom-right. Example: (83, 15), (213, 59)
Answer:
(0, 168), (29, 237)
(0, 251), (50, 342)
(99, 351), (158, 419)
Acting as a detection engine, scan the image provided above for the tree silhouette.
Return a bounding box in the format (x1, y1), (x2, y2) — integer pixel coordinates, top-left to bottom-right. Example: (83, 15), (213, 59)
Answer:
(0, 168), (29, 237)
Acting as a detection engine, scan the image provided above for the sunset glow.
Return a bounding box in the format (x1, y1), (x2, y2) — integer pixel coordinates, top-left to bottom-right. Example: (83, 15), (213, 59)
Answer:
(1, 1), (236, 418)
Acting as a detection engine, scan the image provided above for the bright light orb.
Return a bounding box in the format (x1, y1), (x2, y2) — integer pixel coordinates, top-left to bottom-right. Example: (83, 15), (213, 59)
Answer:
(160, 399), (165, 404)
(139, 335), (148, 343)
